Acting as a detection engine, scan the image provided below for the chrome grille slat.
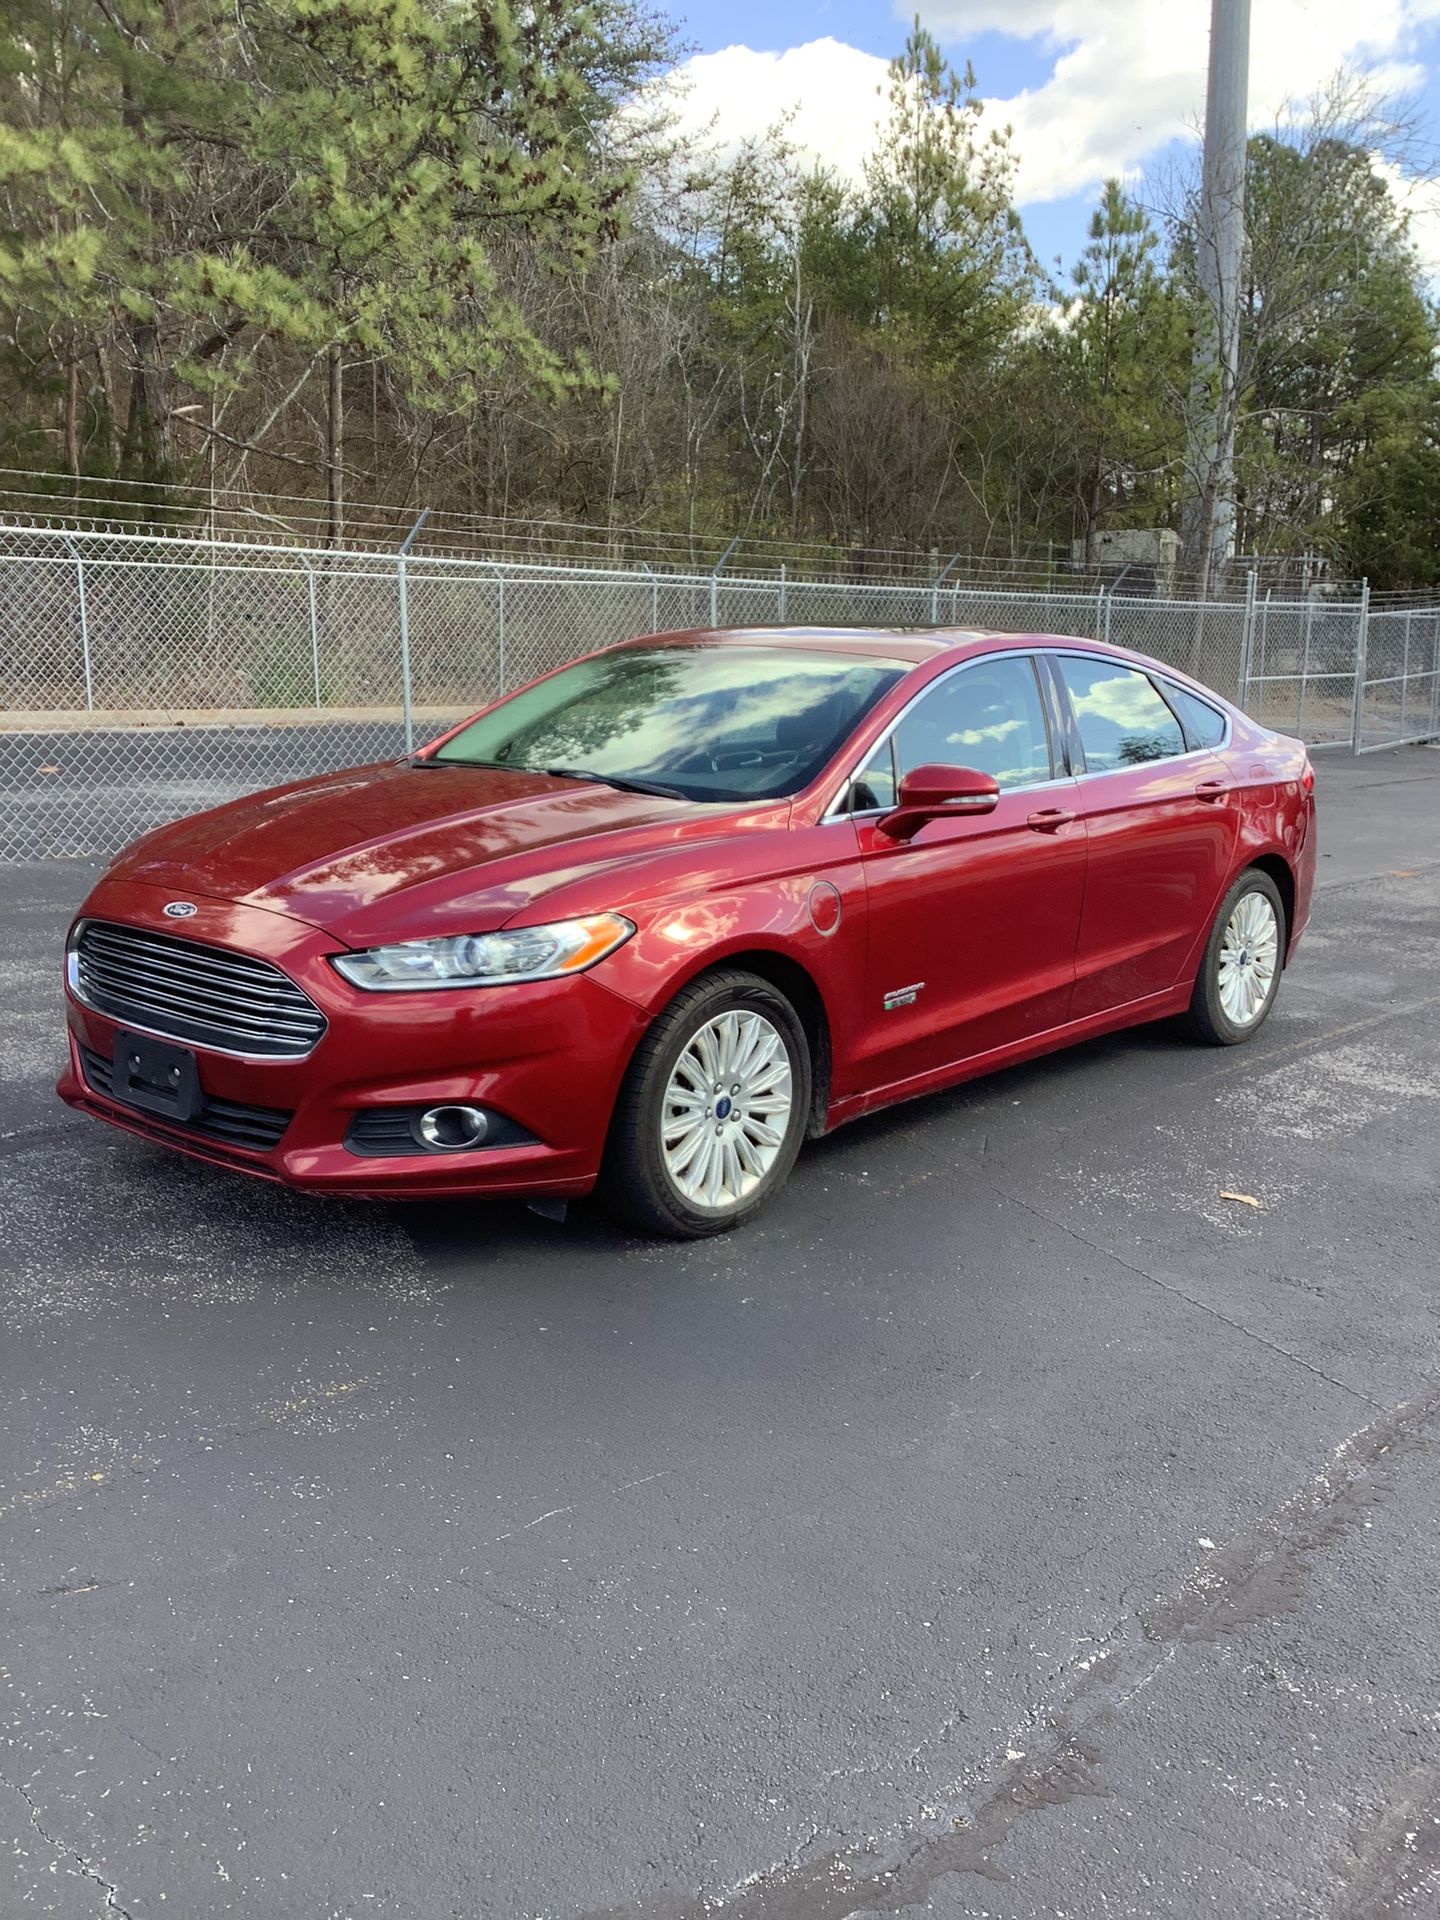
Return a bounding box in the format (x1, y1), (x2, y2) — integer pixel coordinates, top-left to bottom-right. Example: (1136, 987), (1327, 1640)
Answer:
(79, 975), (319, 1041)
(77, 958), (318, 1031)
(84, 927), (299, 989)
(82, 941), (311, 1006)
(73, 920), (326, 1059)
(82, 935), (300, 996)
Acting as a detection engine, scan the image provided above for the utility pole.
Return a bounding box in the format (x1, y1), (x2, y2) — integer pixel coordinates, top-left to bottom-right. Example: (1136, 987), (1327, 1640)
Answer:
(1180, 0), (1250, 595)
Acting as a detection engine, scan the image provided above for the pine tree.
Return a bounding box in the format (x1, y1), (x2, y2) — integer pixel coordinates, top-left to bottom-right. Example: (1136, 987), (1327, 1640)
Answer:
(854, 18), (1032, 369)
(1060, 180), (1186, 556)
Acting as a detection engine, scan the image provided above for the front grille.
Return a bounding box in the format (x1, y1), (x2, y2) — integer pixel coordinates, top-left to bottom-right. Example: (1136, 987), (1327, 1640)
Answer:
(79, 1046), (293, 1152)
(71, 919), (326, 1059)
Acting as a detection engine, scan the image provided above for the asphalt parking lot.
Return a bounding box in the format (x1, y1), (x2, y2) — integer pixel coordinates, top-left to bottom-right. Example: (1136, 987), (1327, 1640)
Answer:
(3, 749), (1439, 1920)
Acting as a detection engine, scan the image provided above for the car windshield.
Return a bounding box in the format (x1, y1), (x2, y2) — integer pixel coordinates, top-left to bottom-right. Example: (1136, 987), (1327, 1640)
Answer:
(431, 645), (905, 801)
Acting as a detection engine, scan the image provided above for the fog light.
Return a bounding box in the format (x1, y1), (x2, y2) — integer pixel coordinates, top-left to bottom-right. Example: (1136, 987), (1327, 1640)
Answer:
(417, 1104), (490, 1151)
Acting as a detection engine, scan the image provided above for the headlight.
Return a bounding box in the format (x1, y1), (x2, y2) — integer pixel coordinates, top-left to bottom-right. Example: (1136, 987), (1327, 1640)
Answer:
(330, 912), (635, 991)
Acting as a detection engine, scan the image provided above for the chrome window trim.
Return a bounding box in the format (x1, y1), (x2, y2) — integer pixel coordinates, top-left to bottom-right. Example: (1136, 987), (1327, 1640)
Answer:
(823, 650), (1060, 820)
(1044, 648), (1234, 761)
(1149, 670), (1232, 754)
(825, 644), (1233, 819)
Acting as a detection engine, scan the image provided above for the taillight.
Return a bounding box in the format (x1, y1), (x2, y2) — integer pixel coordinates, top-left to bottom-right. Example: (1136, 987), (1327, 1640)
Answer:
(1301, 759), (1315, 795)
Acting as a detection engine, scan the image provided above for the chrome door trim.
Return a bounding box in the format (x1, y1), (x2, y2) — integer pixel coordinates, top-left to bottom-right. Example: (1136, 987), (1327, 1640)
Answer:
(823, 650), (1060, 821)
(825, 643), (1233, 820)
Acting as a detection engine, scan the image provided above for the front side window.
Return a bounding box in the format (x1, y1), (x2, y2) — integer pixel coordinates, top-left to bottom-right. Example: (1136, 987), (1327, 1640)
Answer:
(1059, 658), (1185, 771)
(434, 645), (904, 802)
(891, 656), (1053, 791)
(850, 739), (897, 811)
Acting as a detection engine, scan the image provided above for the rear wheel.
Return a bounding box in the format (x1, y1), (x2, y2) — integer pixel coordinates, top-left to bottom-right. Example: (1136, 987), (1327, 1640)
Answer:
(600, 969), (811, 1238)
(1185, 868), (1286, 1046)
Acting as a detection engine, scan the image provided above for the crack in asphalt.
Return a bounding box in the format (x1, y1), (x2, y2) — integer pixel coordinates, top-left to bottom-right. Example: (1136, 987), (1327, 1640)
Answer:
(1206, 984), (1440, 1084)
(0, 1120), (85, 1158)
(997, 1188), (1385, 1411)
(581, 1382), (1440, 1920)
(6, 1775), (136, 1919)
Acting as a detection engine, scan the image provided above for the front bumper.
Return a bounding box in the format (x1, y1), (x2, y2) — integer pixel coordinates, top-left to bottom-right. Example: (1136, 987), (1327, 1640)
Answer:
(57, 879), (650, 1200)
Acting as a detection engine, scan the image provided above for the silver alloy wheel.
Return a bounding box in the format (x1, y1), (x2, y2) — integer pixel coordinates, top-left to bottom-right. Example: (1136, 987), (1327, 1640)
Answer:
(1217, 889), (1280, 1027)
(660, 1009), (794, 1211)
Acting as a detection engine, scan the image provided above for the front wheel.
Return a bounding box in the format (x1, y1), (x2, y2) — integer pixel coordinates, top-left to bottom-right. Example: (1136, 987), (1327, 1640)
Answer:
(1185, 869), (1286, 1046)
(599, 969), (811, 1238)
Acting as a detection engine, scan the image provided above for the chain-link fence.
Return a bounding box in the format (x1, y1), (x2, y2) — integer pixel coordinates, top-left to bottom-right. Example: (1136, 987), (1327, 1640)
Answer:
(1, 521), (1435, 861)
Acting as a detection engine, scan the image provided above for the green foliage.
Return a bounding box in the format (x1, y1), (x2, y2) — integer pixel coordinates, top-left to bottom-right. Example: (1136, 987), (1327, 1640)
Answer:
(228, 0), (637, 404)
(1047, 180), (1189, 548)
(0, 0), (658, 494)
(848, 19), (1033, 368)
(1235, 132), (1440, 565)
(1337, 397), (1440, 588)
(2, 10), (1438, 585)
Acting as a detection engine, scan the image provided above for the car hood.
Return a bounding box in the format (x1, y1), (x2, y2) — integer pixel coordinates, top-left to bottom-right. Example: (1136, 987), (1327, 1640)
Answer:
(105, 761), (752, 943)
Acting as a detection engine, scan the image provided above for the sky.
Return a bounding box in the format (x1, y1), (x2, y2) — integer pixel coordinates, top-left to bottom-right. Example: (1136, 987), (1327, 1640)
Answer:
(651, 0), (1440, 278)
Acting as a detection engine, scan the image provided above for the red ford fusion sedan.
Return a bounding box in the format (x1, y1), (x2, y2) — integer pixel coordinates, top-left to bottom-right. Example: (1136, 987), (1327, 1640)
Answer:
(59, 628), (1315, 1237)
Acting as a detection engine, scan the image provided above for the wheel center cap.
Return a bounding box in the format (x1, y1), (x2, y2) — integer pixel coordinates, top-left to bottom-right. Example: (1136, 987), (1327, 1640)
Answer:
(715, 1096), (733, 1120)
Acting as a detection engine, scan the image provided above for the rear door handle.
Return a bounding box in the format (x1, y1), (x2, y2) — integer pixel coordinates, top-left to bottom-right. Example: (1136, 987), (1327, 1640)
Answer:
(1027, 807), (1076, 833)
(1194, 779), (1227, 802)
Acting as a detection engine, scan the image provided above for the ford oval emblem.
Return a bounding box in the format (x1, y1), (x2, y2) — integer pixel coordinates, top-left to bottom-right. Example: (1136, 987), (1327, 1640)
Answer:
(163, 901), (198, 919)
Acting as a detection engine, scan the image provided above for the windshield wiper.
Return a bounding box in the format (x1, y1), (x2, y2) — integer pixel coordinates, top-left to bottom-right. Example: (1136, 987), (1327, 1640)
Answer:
(407, 755), (689, 800)
(406, 755), (511, 770)
(543, 766), (689, 801)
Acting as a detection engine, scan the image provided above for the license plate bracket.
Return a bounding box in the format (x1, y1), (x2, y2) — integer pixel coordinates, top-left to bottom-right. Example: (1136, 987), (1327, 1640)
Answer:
(112, 1031), (202, 1123)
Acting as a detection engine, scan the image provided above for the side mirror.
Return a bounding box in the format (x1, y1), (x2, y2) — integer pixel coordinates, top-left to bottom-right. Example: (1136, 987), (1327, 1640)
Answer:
(877, 763), (1001, 841)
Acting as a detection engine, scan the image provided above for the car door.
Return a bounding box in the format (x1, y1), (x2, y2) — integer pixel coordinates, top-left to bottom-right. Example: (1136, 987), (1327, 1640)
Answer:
(1051, 652), (1239, 1019)
(846, 651), (1089, 1092)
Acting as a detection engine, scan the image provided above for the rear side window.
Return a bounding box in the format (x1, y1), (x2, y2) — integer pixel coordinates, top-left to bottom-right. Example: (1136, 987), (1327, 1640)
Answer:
(1059, 658), (1186, 771)
(1159, 679), (1228, 749)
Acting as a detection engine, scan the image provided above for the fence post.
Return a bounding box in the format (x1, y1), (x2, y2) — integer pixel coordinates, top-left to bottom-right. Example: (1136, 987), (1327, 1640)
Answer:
(394, 511), (429, 752)
(710, 535), (739, 627)
(497, 569), (506, 695)
(1297, 591), (1314, 739)
(778, 562), (787, 624)
(1095, 583), (1105, 642)
(1350, 579), (1370, 755)
(305, 563), (321, 709)
(396, 556), (414, 751)
(930, 554), (960, 625)
(640, 563), (659, 633)
(1260, 589), (1272, 698)
(62, 535), (94, 711)
(1102, 586), (1114, 647)
(1399, 608), (1412, 742)
(1238, 569), (1257, 710)
(1431, 613), (1440, 742)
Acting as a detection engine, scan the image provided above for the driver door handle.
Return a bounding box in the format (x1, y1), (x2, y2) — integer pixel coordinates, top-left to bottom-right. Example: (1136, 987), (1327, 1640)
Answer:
(1194, 779), (1227, 802)
(1027, 807), (1075, 833)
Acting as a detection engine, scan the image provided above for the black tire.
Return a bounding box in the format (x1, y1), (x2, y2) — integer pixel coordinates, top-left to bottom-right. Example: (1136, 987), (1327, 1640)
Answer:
(1184, 868), (1287, 1046)
(599, 968), (812, 1238)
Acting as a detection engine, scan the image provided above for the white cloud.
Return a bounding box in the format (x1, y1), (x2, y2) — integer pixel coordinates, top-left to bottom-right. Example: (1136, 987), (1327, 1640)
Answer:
(972, 0), (1435, 205)
(648, 38), (892, 184)
(652, 1), (1440, 215)
(1371, 156), (1440, 277)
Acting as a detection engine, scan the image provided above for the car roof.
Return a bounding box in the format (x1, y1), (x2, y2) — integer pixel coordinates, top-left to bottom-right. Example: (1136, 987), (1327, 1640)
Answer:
(624, 626), (1229, 703)
(629, 626), (1122, 667)
(628, 626), (1029, 665)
